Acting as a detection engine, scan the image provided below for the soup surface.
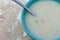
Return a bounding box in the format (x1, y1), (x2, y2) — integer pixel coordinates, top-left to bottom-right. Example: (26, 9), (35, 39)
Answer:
(25, 1), (60, 40)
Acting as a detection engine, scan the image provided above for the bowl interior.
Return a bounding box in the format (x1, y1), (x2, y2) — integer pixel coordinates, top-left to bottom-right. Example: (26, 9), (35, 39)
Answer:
(19, 0), (60, 40)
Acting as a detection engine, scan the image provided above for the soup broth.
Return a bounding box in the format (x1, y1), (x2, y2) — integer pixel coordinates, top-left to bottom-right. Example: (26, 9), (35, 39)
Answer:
(25, 1), (60, 40)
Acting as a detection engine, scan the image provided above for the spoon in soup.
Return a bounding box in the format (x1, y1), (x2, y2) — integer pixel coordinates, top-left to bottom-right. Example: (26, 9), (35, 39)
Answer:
(12, 0), (36, 16)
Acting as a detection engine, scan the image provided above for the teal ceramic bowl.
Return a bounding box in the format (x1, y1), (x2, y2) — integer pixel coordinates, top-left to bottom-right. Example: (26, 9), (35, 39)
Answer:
(19, 0), (60, 40)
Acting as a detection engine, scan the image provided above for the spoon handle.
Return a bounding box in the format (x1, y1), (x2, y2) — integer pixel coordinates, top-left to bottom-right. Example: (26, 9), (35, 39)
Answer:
(12, 0), (36, 16)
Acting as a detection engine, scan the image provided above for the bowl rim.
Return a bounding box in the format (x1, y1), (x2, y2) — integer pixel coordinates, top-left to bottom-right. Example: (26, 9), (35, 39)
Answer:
(19, 0), (40, 40)
(19, 0), (60, 40)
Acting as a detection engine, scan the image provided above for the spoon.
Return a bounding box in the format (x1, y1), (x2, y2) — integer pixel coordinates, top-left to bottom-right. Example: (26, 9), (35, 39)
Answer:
(12, 0), (36, 16)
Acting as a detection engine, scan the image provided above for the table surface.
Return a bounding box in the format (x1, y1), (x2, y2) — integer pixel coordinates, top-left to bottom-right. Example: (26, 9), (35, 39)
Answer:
(0, 0), (32, 40)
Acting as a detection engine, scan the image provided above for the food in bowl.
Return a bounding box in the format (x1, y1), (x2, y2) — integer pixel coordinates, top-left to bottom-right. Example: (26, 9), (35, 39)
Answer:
(25, 1), (60, 40)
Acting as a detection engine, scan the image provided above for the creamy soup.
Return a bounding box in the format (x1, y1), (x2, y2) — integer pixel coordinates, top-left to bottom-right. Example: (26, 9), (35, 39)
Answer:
(25, 1), (60, 40)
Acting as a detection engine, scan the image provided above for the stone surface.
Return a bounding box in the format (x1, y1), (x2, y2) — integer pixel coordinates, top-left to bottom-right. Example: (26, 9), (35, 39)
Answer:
(0, 0), (32, 40)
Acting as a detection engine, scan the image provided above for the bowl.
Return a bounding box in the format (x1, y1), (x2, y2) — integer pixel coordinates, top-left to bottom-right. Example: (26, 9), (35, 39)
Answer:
(19, 0), (60, 40)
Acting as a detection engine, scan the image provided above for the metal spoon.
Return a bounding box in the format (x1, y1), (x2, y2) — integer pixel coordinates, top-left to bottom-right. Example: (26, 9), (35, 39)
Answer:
(12, 0), (36, 16)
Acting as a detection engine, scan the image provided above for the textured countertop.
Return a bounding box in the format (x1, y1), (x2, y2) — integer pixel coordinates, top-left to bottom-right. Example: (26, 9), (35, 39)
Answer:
(0, 0), (32, 40)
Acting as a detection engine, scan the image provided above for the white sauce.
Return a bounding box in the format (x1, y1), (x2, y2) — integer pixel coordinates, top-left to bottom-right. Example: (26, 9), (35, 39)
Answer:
(25, 1), (60, 40)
